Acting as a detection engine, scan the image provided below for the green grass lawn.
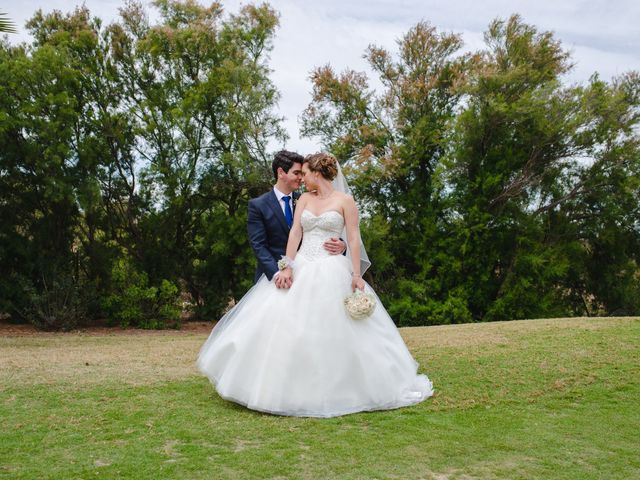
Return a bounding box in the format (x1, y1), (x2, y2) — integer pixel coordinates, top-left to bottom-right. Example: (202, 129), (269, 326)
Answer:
(1, 317), (639, 479)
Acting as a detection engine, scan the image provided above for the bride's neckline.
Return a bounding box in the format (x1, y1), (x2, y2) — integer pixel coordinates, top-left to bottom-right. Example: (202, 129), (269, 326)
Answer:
(302, 209), (343, 218)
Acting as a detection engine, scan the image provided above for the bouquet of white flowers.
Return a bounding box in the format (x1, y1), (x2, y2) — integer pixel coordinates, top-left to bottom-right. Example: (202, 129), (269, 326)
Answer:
(344, 290), (377, 320)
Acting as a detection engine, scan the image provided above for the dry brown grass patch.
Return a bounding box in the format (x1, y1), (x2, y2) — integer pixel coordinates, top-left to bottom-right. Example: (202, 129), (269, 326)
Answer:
(1, 317), (636, 388)
(400, 316), (635, 350)
(0, 334), (206, 387)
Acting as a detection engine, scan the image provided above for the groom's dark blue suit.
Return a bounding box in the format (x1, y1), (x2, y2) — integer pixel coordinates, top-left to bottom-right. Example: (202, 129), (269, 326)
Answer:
(248, 190), (301, 282)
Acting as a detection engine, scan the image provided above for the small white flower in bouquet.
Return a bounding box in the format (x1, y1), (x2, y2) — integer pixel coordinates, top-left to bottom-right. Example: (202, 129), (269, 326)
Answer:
(344, 290), (377, 320)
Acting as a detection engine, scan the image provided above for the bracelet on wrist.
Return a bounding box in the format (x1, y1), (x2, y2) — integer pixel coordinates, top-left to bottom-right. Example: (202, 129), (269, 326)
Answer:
(351, 272), (361, 277)
(278, 256), (295, 271)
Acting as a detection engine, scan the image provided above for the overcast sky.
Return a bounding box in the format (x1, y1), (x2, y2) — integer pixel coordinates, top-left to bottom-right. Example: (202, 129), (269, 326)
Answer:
(6, 0), (640, 153)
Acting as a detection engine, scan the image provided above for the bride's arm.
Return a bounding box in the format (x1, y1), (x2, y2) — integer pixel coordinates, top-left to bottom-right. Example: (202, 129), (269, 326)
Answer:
(343, 195), (365, 291)
(279, 194), (308, 284)
(285, 194), (307, 260)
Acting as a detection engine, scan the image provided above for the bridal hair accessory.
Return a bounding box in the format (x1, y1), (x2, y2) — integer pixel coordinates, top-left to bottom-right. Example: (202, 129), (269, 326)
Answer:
(344, 290), (377, 320)
(278, 255), (295, 271)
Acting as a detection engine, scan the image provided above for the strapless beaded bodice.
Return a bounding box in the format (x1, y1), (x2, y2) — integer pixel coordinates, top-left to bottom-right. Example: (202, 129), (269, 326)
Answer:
(298, 210), (345, 261)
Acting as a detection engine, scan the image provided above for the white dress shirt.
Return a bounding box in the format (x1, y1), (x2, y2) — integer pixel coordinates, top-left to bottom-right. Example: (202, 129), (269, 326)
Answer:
(273, 186), (293, 215)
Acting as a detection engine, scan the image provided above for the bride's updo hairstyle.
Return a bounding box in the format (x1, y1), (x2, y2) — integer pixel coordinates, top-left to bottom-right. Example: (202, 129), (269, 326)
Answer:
(304, 153), (339, 181)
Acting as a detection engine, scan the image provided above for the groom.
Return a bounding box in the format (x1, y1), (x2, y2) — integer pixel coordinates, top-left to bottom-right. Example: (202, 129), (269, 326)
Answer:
(247, 150), (346, 289)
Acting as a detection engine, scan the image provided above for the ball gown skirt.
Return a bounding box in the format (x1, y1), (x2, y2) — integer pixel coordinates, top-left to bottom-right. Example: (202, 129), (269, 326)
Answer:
(197, 210), (433, 417)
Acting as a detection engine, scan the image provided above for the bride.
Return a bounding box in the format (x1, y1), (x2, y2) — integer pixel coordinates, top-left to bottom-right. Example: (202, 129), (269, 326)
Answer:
(197, 153), (433, 417)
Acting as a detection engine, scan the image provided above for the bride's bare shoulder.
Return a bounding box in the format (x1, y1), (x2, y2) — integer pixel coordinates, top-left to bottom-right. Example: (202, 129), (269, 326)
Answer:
(337, 191), (355, 204)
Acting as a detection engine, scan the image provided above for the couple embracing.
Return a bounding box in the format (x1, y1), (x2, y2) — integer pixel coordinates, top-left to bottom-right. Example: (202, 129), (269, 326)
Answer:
(197, 151), (433, 418)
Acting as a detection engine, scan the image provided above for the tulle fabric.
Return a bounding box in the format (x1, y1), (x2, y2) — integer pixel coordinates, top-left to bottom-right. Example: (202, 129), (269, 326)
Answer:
(331, 162), (371, 275)
(197, 252), (433, 418)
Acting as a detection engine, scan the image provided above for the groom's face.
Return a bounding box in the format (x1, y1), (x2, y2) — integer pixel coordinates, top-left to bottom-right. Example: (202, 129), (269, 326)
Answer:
(280, 162), (303, 192)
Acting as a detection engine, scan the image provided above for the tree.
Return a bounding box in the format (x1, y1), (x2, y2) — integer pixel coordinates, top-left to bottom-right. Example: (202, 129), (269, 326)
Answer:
(302, 21), (478, 325)
(449, 17), (640, 319)
(0, 11), (17, 33)
(303, 15), (640, 324)
(109, 0), (285, 315)
(0, 1), (286, 328)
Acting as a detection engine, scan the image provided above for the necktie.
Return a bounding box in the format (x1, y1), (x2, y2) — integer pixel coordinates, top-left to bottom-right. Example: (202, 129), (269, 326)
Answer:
(282, 195), (293, 228)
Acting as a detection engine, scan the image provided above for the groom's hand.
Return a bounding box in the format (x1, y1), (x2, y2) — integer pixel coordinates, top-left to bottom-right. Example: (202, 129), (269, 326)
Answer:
(324, 237), (346, 255)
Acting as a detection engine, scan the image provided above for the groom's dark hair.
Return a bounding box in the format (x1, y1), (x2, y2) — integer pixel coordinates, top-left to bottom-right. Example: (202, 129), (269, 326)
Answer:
(272, 150), (304, 181)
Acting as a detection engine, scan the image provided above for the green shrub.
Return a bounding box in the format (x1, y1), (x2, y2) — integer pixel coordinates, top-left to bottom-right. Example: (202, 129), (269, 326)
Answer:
(388, 280), (473, 326)
(101, 257), (181, 329)
(21, 274), (88, 331)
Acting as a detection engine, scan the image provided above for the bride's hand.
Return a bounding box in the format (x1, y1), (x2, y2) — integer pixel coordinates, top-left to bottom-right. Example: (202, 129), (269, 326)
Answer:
(277, 267), (293, 289)
(351, 274), (365, 292)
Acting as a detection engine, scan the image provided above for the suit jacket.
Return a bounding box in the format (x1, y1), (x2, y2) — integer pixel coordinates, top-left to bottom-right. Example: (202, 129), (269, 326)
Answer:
(248, 190), (301, 282)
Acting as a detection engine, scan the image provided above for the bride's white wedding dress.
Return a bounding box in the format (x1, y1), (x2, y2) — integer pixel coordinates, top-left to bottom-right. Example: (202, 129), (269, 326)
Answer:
(197, 209), (433, 417)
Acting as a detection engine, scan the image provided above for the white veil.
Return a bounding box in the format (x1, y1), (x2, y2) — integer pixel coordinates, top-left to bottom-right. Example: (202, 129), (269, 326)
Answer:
(332, 162), (371, 275)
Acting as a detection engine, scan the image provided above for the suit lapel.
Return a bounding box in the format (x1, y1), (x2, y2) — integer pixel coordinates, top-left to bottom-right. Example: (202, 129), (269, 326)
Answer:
(267, 190), (290, 234)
